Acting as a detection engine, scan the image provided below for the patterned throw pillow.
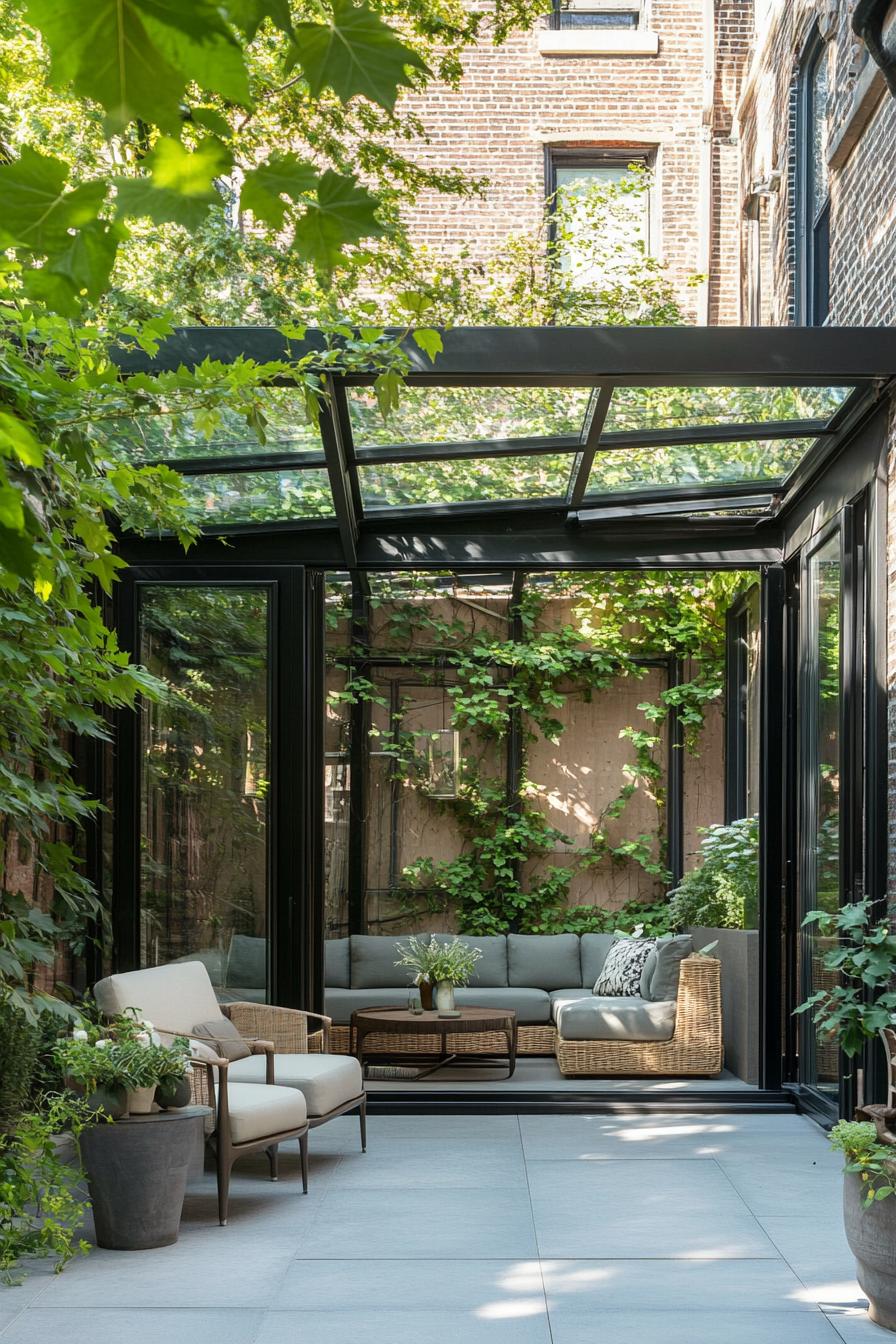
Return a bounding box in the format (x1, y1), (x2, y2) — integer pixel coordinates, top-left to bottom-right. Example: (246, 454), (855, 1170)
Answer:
(594, 939), (656, 997)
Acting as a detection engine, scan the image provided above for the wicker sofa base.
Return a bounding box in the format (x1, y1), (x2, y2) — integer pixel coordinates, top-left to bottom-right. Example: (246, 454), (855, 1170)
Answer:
(555, 956), (723, 1077)
(329, 1023), (555, 1057)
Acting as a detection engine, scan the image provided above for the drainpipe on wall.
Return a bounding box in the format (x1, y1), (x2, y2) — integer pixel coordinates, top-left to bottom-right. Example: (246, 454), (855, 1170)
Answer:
(696, 0), (715, 324)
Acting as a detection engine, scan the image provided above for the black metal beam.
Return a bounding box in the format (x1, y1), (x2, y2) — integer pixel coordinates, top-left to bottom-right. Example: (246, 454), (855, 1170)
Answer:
(317, 377), (360, 567)
(569, 385), (614, 507)
(575, 494), (775, 524)
(112, 324), (896, 383)
(758, 564), (787, 1093)
(666, 656), (685, 888)
(347, 573), (370, 935)
(146, 451), (327, 476)
(355, 435), (582, 464)
(596, 418), (830, 452)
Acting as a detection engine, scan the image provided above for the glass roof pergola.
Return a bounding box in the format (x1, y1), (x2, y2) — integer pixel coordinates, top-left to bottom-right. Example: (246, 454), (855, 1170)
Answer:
(112, 325), (896, 562)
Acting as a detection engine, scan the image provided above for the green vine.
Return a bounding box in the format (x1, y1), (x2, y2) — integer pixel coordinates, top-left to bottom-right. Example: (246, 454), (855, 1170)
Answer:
(328, 569), (752, 934)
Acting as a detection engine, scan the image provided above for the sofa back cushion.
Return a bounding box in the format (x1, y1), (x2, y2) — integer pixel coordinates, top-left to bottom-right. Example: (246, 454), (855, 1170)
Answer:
(507, 933), (581, 991)
(226, 934), (266, 991)
(580, 933), (615, 988)
(647, 934), (694, 1001)
(325, 937), (351, 988)
(351, 935), (411, 989)
(94, 961), (221, 1036)
(433, 934), (507, 987)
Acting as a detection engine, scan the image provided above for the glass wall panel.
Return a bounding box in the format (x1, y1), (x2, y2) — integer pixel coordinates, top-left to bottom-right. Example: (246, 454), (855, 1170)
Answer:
(182, 468), (334, 523)
(359, 454), (576, 508)
(800, 533), (842, 1096)
(348, 385), (591, 447)
(138, 585), (270, 1002)
(585, 437), (814, 494)
(603, 385), (852, 433)
(107, 389), (322, 463)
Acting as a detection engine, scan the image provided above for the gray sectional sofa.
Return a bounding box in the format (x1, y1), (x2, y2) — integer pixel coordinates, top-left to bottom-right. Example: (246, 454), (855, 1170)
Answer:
(322, 931), (722, 1075)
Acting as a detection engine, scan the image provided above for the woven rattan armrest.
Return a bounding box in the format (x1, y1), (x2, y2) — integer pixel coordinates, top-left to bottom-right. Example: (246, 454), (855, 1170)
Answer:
(224, 1002), (332, 1054)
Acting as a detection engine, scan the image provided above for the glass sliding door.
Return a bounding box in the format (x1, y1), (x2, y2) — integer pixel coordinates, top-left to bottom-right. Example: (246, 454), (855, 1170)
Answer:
(798, 530), (842, 1100)
(137, 584), (271, 1002)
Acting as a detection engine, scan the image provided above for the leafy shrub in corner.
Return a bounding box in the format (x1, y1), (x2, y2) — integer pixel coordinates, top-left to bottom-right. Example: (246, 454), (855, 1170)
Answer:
(666, 815), (758, 931)
(0, 1001), (40, 1133)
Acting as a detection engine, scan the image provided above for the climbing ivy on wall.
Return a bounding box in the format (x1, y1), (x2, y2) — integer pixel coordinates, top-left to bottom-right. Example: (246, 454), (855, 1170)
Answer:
(328, 569), (753, 935)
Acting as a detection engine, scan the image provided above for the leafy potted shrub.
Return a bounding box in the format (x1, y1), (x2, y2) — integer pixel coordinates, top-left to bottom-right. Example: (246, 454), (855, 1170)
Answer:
(797, 898), (896, 1331)
(395, 935), (482, 1013)
(55, 1014), (198, 1250)
(666, 815), (759, 930)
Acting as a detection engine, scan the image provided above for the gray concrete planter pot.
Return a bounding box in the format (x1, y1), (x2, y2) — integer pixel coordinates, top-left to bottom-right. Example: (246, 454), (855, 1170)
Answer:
(79, 1107), (206, 1251)
(844, 1170), (896, 1331)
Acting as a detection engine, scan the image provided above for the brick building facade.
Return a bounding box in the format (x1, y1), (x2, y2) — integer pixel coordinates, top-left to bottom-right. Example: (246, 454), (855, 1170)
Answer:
(400, 0), (753, 323)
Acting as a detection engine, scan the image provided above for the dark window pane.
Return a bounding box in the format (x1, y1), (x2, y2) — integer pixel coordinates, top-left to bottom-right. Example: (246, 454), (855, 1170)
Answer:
(139, 586), (270, 1001)
(556, 10), (638, 26)
(182, 468), (334, 524)
(358, 454), (576, 508)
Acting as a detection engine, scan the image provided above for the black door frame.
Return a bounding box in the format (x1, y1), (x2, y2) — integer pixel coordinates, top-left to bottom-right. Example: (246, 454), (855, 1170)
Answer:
(111, 564), (324, 1012)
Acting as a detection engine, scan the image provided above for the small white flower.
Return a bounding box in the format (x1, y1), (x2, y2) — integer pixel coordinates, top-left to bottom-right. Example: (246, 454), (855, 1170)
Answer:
(72, 1028), (88, 1042)
(135, 1031), (151, 1046)
(94, 1038), (110, 1050)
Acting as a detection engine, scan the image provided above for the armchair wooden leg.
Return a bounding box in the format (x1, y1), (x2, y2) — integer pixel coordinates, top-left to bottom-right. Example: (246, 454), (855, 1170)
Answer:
(359, 1096), (367, 1153)
(217, 1152), (232, 1227)
(266, 1144), (279, 1181)
(299, 1132), (309, 1194)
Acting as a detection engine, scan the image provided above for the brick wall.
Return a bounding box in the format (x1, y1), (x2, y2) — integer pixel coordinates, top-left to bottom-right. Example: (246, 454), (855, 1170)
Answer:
(398, 0), (753, 322)
(737, 0), (896, 899)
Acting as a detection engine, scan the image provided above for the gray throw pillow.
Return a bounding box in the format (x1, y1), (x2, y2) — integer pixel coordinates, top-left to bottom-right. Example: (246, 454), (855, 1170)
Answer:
(647, 934), (693, 1001)
(192, 1017), (252, 1062)
(594, 939), (655, 997)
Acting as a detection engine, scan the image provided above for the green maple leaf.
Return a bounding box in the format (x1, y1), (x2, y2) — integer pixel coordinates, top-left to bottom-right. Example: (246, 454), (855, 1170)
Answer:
(23, 0), (251, 131)
(0, 149), (106, 254)
(241, 154), (319, 228)
(292, 169), (383, 270)
(115, 137), (233, 229)
(23, 220), (126, 315)
(224, 0), (294, 40)
(290, 0), (428, 110)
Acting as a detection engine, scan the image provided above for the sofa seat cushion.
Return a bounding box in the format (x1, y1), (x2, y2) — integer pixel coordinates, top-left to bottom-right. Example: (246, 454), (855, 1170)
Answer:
(507, 934), (581, 991)
(219, 1081), (307, 1144)
(228, 1053), (362, 1117)
(550, 989), (593, 1019)
(554, 995), (677, 1042)
(433, 933), (508, 987)
(453, 987), (551, 1022)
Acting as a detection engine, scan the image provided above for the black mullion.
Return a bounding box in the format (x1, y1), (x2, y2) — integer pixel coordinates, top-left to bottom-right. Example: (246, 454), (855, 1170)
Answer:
(111, 570), (140, 973)
(758, 563), (787, 1092)
(666, 656), (685, 888)
(347, 573), (370, 935)
(318, 378), (360, 567)
(596, 419), (830, 452)
(569, 385), (614, 507)
(148, 452), (327, 475)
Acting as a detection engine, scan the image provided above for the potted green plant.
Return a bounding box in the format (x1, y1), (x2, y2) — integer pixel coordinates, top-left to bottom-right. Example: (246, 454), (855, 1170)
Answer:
(395, 935), (482, 1013)
(796, 898), (896, 1331)
(55, 1015), (198, 1250)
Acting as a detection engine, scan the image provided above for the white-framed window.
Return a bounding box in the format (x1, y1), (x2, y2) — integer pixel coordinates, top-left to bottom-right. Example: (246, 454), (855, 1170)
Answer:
(550, 0), (641, 28)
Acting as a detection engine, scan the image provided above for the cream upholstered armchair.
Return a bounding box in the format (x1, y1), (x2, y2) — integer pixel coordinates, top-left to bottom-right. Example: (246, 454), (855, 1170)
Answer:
(94, 961), (312, 1224)
(95, 961), (366, 1170)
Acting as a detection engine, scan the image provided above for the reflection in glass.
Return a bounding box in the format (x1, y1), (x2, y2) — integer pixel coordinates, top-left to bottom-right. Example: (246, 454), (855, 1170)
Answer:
(348, 386), (591, 448)
(586, 438), (814, 494)
(603, 385), (851, 434)
(359, 454), (576, 508)
(805, 535), (841, 1094)
(139, 586), (270, 1002)
(106, 389), (322, 463)
(182, 468), (334, 523)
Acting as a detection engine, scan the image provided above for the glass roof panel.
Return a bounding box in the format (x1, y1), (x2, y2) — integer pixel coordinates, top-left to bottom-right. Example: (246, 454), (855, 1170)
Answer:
(358, 454), (576, 509)
(348, 386), (592, 449)
(182, 468), (334, 524)
(585, 437), (815, 495)
(602, 385), (853, 434)
(105, 389), (322, 463)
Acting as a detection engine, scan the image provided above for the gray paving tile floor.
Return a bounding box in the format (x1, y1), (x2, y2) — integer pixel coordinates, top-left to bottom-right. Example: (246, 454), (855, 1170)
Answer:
(0, 1111), (888, 1343)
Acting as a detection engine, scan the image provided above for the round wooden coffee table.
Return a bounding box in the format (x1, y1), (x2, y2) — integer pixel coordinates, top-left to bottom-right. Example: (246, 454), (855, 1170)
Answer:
(351, 1006), (518, 1079)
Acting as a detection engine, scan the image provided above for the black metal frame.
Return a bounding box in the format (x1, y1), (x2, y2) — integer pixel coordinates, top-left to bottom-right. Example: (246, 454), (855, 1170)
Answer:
(795, 27), (831, 326)
(724, 593), (751, 824)
(102, 324), (896, 1112)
